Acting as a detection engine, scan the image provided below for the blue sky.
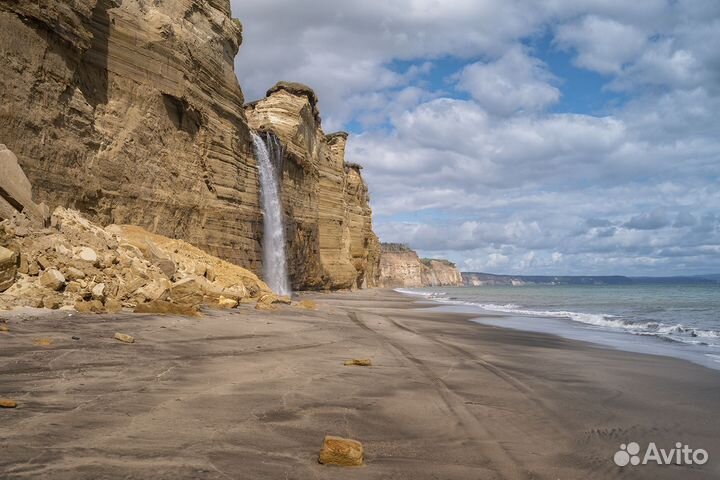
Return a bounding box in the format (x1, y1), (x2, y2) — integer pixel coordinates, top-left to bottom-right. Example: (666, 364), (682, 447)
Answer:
(233, 0), (720, 276)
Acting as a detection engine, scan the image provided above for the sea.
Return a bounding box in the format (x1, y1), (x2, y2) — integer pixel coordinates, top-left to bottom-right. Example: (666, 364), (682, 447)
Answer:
(397, 284), (720, 371)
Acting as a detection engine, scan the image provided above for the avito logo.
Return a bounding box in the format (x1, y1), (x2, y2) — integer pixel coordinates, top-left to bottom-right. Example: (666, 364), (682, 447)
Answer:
(614, 442), (708, 467)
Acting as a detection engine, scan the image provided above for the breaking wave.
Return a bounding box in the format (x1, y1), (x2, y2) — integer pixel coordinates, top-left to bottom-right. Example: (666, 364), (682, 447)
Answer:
(394, 288), (720, 348)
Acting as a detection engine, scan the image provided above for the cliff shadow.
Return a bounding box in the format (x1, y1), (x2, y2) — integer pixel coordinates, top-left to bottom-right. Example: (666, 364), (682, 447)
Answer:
(74, 0), (113, 107)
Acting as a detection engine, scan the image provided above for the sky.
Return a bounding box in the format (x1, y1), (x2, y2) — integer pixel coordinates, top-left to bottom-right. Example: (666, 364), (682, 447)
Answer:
(232, 0), (720, 276)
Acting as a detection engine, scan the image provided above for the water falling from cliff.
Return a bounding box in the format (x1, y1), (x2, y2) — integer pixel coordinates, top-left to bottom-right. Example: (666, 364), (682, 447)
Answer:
(251, 132), (291, 296)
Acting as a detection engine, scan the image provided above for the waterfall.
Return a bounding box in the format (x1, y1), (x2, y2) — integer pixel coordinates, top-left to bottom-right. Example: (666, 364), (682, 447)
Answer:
(251, 132), (291, 296)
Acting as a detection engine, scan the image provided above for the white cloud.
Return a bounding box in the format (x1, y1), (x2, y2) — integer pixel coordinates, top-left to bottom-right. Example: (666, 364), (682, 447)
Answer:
(554, 15), (647, 74)
(457, 47), (560, 115)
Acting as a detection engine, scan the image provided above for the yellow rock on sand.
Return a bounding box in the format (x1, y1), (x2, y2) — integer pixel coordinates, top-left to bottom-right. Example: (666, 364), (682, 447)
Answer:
(297, 299), (316, 310)
(344, 359), (372, 367)
(0, 399), (18, 408)
(217, 296), (238, 309)
(318, 435), (364, 466)
(114, 333), (135, 344)
(33, 338), (52, 347)
(257, 293), (292, 305)
(0, 325), (8, 332)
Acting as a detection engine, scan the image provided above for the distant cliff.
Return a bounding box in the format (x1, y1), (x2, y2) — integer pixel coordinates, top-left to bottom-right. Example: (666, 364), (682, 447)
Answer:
(0, 1), (378, 291)
(421, 259), (463, 287)
(379, 243), (462, 288)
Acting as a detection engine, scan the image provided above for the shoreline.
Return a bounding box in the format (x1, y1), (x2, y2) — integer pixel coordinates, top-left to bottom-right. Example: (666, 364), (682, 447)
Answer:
(395, 286), (720, 372)
(1, 289), (719, 478)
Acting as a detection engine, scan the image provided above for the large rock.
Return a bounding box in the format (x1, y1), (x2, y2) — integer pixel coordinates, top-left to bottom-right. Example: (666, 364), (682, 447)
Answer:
(168, 277), (203, 307)
(318, 435), (364, 466)
(0, 145), (48, 225)
(75, 246), (98, 264)
(39, 269), (65, 291)
(0, 246), (17, 292)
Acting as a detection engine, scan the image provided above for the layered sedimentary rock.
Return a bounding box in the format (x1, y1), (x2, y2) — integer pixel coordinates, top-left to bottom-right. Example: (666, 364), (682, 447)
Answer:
(421, 259), (463, 287)
(379, 243), (462, 288)
(245, 82), (380, 290)
(0, 2), (379, 291)
(0, 0), (259, 270)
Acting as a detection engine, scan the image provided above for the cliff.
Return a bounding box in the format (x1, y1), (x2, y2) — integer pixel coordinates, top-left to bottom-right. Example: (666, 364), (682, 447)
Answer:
(245, 82), (380, 290)
(379, 243), (462, 288)
(420, 259), (464, 287)
(0, 1), (378, 291)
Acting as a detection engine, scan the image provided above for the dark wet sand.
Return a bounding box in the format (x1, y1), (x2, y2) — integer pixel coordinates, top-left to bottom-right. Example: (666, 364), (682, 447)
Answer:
(1, 289), (718, 479)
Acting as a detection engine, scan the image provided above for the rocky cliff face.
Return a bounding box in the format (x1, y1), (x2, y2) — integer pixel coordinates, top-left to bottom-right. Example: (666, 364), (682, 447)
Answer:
(245, 83), (380, 290)
(420, 259), (463, 287)
(0, 1), (378, 291)
(378, 244), (462, 288)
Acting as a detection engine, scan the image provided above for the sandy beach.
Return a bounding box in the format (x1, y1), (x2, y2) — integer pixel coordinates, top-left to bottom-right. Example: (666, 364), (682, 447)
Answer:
(1, 289), (719, 479)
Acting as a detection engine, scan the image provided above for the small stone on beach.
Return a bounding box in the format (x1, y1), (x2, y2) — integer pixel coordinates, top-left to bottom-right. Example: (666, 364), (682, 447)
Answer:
(344, 359), (372, 366)
(114, 333), (134, 344)
(33, 337), (52, 347)
(0, 399), (18, 408)
(318, 435), (364, 466)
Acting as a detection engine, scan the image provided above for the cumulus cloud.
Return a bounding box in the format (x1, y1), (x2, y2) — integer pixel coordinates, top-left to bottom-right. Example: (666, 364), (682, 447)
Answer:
(233, 0), (720, 275)
(555, 15), (647, 74)
(456, 47), (560, 115)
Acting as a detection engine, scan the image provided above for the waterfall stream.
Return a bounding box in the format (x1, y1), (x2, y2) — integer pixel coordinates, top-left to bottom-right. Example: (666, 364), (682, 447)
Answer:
(251, 132), (291, 296)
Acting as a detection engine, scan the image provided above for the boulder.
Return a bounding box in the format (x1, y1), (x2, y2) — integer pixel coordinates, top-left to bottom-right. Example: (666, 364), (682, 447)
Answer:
(39, 269), (65, 291)
(75, 246), (98, 264)
(0, 246), (17, 292)
(0, 145), (48, 226)
(64, 267), (86, 281)
(318, 435), (364, 466)
(257, 293), (292, 305)
(91, 283), (106, 300)
(104, 298), (123, 313)
(36, 255), (53, 271)
(42, 295), (63, 310)
(135, 278), (171, 302)
(17, 253), (29, 275)
(0, 399), (18, 408)
(74, 299), (105, 313)
(168, 277), (204, 306)
(142, 240), (176, 279)
(114, 333), (135, 344)
(217, 296), (238, 309)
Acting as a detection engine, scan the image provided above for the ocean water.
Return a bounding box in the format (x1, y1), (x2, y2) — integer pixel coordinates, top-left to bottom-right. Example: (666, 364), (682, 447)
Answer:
(397, 284), (720, 370)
